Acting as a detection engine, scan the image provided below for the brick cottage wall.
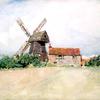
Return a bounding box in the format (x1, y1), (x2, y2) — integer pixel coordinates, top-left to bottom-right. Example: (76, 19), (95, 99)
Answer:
(48, 55), (82, 66)
(48, 46), (82, 66)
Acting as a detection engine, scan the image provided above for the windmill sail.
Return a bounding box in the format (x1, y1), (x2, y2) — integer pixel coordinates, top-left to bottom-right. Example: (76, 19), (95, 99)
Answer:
(28, 18), (47, 42)
(15, 41), (30, 56)
(17, 18), (31, 37)
(15, 18), (47, 56)
(33, 18), (47, 33)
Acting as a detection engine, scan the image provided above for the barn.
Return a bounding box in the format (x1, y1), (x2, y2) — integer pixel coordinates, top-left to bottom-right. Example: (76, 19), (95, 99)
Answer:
(49, 45), (82, 66)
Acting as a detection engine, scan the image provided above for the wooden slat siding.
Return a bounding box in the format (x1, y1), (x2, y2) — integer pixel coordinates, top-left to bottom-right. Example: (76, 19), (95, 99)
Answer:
(29, 31), (49, 43)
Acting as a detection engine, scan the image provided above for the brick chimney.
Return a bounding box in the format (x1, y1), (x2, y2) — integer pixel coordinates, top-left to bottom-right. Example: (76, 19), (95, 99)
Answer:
(49, 43), (52, 48)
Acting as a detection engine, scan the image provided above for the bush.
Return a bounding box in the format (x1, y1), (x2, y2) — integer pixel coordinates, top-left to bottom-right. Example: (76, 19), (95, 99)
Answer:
(85, 55), (100, 67)
(17, 54), (42, 67)
(0, 55), (23, 69)
(0, 56), (11, 69)
(0, 54), (44, 69)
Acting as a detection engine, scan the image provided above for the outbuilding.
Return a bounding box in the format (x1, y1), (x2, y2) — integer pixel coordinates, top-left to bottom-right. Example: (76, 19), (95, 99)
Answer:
(49, 45), (82, 66)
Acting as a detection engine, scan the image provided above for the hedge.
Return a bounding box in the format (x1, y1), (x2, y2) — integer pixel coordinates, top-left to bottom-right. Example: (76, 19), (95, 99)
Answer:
(0, 54), (44, 69)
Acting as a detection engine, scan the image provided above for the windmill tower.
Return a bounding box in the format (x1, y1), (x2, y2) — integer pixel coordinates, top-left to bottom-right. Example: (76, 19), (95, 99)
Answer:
(15, 18), (49, 61)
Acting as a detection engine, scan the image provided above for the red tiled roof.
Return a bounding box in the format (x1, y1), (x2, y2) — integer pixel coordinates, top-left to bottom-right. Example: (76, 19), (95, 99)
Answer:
(49, 47), (80, 56)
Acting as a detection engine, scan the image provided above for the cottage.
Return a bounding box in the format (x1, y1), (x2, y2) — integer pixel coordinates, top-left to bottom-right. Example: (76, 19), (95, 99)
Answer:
(49, 45), (82, 66)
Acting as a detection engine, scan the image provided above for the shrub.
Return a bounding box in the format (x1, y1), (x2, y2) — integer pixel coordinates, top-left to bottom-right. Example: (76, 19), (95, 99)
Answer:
(0, 56), (11, 69)
(85, 55), (100, 67)
(17, 54), (42, 67)
(0, 55), (23, 69)
(0, 54), (44, 69)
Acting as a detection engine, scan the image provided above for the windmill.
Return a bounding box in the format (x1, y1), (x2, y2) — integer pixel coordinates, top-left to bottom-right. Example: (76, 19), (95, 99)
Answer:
(15, 18), (49, 61)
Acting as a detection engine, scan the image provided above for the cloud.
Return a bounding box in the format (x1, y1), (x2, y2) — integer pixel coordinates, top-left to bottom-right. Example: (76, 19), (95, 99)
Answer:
(0, 0), (9, 5)
(0, 0), (100, 56)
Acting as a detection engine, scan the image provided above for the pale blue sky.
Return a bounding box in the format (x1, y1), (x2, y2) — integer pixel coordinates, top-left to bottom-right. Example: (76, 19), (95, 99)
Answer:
(0, 0), (100, 56)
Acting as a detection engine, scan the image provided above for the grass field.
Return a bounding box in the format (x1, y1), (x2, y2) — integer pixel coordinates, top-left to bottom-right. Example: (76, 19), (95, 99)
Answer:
(0, 67), (100, 100)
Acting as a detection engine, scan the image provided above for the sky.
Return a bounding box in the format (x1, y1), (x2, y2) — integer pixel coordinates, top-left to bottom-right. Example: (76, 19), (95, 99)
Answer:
(0, 0), (100, 56)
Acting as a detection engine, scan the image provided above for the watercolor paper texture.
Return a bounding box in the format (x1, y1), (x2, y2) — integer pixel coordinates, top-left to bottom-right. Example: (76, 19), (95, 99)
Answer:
(0, 0), (100, 100)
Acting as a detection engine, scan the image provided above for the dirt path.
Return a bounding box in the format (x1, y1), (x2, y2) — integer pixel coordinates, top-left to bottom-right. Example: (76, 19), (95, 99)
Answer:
(0, 67), (100, 100)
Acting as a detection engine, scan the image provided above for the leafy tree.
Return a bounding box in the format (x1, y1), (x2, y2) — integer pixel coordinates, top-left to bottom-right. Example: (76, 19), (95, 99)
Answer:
(17, 54), (42, 67)
(0, 54), (44, 69)
(0, 56), (11, 69)
(0, 55), (23, 69)
(85, 55), (100, 67)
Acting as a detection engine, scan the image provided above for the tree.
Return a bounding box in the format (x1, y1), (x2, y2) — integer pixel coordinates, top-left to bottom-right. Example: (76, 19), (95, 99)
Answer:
(0, 54), (43, 69)
(85, 55), (100, 67)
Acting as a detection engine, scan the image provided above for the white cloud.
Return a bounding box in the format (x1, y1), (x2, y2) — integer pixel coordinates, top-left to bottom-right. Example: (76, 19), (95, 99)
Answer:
(0, 0), (100, 56)
(0, 0), (9, 5)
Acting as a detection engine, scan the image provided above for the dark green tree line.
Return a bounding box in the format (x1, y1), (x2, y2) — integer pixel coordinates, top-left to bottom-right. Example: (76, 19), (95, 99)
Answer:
(0, 54), (43, 69)
(85, 55), (100, 67)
